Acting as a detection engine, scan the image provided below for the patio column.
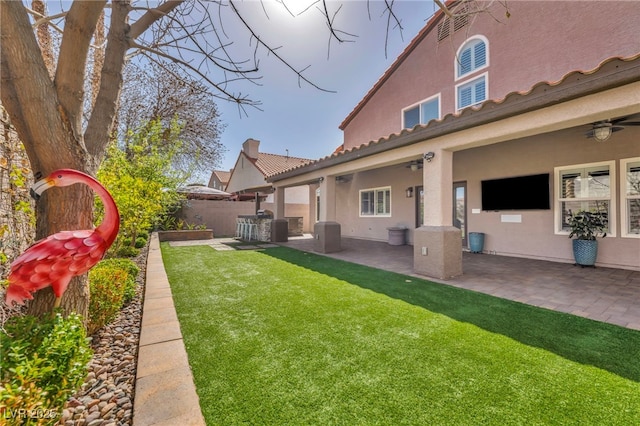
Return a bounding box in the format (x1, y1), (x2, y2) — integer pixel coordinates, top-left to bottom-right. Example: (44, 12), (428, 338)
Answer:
(413, 149), (462, 279)
(314, 176), (341, 253)
(273, 186), (286, 219)
(271, 186), (288, 242)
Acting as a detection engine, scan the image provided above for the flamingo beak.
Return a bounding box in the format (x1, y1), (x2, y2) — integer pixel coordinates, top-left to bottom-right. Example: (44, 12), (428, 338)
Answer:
(30, 177), (54, 200)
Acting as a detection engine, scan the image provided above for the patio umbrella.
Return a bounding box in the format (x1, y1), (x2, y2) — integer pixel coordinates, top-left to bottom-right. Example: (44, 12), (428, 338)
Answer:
(177, 185), (232, 200)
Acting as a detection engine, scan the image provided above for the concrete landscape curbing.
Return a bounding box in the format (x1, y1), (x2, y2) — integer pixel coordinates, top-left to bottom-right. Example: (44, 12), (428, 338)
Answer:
(132, 234), (205, 426)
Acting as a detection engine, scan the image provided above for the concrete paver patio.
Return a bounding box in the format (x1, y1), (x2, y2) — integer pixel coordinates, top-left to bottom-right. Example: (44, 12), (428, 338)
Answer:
(280, 235), (640, 330)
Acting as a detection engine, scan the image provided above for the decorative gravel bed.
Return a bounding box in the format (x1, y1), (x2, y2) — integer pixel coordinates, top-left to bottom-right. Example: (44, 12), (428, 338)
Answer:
(58, 246), (148, 426)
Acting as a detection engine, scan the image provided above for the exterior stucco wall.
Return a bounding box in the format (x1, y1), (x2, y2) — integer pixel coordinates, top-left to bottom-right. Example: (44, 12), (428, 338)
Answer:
(331, 126), (639, 270)
(225, 155), (266, 193)
(175, 200), (312, 236)
(265, 186), (309, 204)
(342, 1), (640, 150)
(334, 165), (424, 244)
(453, 127), (640, 270)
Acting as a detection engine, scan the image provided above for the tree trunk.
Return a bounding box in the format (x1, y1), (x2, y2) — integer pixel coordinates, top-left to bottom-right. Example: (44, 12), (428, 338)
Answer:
(1, 1), (101, 319)
(26, 183), (95, 320)
(1, 0), (183, 319)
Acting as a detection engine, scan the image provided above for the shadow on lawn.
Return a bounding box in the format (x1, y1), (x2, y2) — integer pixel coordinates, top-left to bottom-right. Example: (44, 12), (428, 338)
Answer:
(262, 247), (640, 382)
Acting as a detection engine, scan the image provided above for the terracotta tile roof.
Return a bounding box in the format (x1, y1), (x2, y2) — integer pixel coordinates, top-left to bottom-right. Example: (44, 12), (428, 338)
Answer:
(270, 54), (640, 181)
(247, 152), (311, 177)
(212, 170), (231, 184)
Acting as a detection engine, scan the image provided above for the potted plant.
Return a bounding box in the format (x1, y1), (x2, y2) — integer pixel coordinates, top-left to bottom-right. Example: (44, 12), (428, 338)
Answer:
(567, 210), (607, 267)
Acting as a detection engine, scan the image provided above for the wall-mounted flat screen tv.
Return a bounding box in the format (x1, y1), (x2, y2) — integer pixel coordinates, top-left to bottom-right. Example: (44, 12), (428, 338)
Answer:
(481, 173), (550, 211)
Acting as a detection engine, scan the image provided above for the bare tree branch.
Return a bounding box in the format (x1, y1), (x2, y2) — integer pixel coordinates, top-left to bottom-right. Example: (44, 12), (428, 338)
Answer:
(132, 42), (261, 107)
(434, 0), (454, 18)
(228, 0), (335, 94)
(55, 0), (106, 147)
(129, 0), (183, 40)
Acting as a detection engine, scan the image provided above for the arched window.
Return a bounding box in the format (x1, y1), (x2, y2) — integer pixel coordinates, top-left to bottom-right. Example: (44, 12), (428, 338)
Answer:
(455, 36), (489, 110)
(456, 37), (488, 78)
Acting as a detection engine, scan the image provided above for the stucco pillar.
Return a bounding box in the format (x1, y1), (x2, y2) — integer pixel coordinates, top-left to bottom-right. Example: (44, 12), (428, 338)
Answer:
(271, 186), (288, 242)
(318, 176), (336, 222)
(273, 186), (286, 219)
(314, 176), (341, 253)
(413, 149), (462, 279)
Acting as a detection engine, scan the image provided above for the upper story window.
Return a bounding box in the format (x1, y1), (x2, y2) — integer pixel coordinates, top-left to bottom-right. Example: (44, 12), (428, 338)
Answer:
(456, 74), (487, 110)
(402, 95), (440, 129)
(455, 36), (489, 111)
(456, 37), (488, 79)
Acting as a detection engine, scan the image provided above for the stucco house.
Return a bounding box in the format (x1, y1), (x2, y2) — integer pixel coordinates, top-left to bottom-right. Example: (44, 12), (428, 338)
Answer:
(226, 138), (314, 232)
(267, 0), (640, 278)
(208, 169), (231, 191)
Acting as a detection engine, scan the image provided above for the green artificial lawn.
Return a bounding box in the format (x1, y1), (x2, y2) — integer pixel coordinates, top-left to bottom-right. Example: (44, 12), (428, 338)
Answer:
(161, 244), (640, 425)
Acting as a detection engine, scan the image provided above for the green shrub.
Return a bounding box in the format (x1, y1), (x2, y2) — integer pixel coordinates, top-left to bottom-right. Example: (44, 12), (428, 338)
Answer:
(116, 246), (140, 258)
(0, 313), (92, 425)
(134, 236), (147, 248)
(94, 258), (140, 304)
(137, 229), (150, 240)
(88, 268), (128, 335)
(121, 236), (133, 247)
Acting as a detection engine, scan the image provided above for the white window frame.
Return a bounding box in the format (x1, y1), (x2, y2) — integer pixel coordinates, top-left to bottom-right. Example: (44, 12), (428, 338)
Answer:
(554, 160), (616, 237)
(455, 72), (488, 111)
(621, 157), (640, 238)
(401, 94), (441, 129)
(359, 186), (392, 217)
(455, 35), (489, 80)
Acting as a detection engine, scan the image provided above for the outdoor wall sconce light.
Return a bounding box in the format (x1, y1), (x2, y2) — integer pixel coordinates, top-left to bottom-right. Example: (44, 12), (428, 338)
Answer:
(406, 187), (414, 198)
(423, 151), (435, 162)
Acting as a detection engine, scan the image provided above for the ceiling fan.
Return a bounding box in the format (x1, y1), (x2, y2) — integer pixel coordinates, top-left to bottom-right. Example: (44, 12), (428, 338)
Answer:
(406, 159), (423, 171)
(586, 116), (640, 142)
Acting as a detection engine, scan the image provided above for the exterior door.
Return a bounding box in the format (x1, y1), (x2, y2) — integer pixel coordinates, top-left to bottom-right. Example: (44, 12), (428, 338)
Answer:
(453, 182), (467, 247)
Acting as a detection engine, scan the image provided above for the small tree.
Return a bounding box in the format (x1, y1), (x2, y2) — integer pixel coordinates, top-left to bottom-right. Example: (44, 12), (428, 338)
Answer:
(97, 118), (185, 255)
(118, 62), (226, 178)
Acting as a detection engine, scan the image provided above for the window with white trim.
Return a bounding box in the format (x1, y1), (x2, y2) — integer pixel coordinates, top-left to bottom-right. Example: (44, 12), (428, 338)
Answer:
(555, 161), (615, 235)
(621, 157), (640, 237)
(402, 95), (440, 129)
(456, 74), (487, 110)
(360, 187), (391, 217)
(456, 37), (488, 78)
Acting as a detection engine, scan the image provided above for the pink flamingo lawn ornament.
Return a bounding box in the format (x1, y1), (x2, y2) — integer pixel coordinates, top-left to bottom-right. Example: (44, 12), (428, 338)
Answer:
(4, 169), (120, 309)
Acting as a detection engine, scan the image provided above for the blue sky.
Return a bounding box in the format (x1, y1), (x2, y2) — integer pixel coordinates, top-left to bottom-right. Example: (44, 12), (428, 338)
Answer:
(213, 1), (438, 174)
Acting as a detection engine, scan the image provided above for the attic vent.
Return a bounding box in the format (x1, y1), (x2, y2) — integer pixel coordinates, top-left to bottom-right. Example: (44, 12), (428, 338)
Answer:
(437, 19), (450, 41)
(437, 3), (470, 42)
(453, 13), (469, 32)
